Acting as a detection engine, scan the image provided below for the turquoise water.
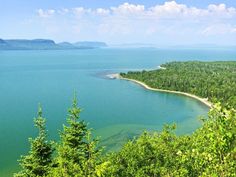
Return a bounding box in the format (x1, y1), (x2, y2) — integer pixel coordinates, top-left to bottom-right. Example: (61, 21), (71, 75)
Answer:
(0, 48), (235, 176)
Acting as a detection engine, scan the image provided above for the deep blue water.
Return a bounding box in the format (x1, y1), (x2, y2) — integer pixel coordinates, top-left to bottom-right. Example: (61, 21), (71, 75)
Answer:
(0, 48), (235, 176)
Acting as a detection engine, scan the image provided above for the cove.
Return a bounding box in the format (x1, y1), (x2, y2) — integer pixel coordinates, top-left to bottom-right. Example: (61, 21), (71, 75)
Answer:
(0, 48), (235, 176)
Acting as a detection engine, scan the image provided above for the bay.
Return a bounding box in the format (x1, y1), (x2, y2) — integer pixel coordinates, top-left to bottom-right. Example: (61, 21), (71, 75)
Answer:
(0, 48), (235, 176)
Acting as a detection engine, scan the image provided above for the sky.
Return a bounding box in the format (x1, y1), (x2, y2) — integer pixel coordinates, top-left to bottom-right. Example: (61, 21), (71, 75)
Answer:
(0, 0), (236, 46)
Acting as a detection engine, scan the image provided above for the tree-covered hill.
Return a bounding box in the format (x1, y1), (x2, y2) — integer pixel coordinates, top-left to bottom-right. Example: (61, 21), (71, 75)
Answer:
(120, 61), (236, 108)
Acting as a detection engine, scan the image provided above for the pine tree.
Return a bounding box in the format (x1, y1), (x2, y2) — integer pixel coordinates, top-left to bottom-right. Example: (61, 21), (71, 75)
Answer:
(50, 97), (100, 177)
(14, 105), (54, 177)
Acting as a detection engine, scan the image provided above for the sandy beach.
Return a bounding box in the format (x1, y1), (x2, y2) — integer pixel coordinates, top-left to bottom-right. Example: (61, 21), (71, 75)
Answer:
(108, 73), (212, 108)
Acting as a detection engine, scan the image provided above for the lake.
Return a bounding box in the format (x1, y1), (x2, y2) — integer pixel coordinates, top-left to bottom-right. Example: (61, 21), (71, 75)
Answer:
(0, 48), (235, 176)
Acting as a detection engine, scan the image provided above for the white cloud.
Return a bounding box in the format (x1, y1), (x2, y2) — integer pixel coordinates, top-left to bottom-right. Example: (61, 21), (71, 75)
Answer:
(150, 1), (189, 17)
(111, 2), (145, 16)
(37, 2), (236, 19)
(35, 2), (236, 44)
(207, 3), (236, 18)
(37, 9), (55, 18)
(202, 24), (236, 35)
(73, 7), (86, 17)
(208, 3), (226, 12)
(148, 1), (236, 19)
(96, 8), (110, 16)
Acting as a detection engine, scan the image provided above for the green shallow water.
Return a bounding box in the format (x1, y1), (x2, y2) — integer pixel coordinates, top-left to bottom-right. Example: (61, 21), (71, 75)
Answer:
(0, 48), (236, 176)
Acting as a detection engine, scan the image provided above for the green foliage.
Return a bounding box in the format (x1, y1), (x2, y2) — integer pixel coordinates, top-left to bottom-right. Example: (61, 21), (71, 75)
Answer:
(121, 61), (236, 108)
(49, 97), (101, 177)
(16, 98), (236, 176)
(104, 104), (236, 177)
(14, 105), (54, 177)
(188, 104), (236, 176)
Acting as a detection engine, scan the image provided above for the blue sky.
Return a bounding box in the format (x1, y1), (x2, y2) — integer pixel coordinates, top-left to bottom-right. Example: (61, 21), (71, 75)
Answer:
(1, 0), (236, 45)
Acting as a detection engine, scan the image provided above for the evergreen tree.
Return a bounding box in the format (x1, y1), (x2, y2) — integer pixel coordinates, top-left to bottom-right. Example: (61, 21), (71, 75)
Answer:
(14, 105), (54, 177)
(50, 97), (100, 177)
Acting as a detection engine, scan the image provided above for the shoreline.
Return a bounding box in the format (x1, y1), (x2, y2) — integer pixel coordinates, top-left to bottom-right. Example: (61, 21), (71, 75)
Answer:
(108, 73), (212, 108)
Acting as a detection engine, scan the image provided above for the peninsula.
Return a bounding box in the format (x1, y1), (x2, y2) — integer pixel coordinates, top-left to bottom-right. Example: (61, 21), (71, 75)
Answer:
(116, 74), (212, 108)
(117, 61), (236, 109)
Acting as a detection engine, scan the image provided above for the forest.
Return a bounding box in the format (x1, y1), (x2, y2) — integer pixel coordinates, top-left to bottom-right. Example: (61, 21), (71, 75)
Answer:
(121, 61), (236, 109)
(15, 61), (236, 176)
(15, 99), (236, 176)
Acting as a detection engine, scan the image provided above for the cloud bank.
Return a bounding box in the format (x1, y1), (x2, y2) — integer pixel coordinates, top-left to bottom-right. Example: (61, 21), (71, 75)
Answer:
(35, 1), (236, 45)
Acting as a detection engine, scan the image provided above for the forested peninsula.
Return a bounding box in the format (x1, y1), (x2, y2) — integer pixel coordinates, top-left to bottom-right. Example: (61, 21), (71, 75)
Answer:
(121, 61), (236, 109)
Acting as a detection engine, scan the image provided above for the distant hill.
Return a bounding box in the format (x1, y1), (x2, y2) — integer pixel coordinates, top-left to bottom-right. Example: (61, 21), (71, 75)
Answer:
(4, 39), (57, 50)
(57, 42), (78, 49)
(74, 41), (107, 48)
(111, 43), (155, 48)
(0, 39), (107, 50)
(0, 39), (6, 44)
(0, 39), (9, 49)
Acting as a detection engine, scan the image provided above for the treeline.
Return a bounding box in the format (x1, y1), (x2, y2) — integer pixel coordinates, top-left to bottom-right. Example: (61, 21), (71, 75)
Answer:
(15, 98), (236, 176)
(120, 61), (236, 108)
